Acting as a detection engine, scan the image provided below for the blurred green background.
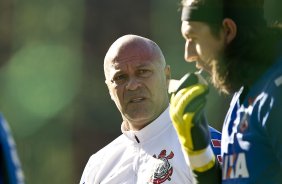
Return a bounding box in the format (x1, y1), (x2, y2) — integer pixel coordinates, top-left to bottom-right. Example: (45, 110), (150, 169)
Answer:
(0, 0), (281, 183)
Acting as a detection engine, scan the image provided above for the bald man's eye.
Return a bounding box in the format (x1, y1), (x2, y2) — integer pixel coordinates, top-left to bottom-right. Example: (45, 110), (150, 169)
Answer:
(137, 69), (152, 77)
(111, 74), (127, 85)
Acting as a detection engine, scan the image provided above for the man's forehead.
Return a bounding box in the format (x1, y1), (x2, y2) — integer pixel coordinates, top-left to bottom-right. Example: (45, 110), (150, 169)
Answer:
(184, 0), (194, 6)
(110, 58), (153, 69)
(118, 44), (154, 60)
(107, 44), (157, 68)
(104, 35), (164, 78)
(182, 21), (209, 33)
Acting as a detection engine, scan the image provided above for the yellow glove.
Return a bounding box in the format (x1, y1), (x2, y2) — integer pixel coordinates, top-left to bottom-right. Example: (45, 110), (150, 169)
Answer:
(170, 82), (216, 172)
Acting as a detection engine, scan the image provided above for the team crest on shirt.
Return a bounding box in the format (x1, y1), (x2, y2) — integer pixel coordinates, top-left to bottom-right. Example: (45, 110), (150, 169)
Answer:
(148, 150), (174, 184)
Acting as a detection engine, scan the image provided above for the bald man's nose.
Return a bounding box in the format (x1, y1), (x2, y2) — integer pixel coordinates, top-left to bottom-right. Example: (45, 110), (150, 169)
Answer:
(126, 77), (141, 90)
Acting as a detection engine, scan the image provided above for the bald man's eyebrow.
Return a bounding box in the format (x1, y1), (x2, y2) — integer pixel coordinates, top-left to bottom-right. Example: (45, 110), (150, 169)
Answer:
(113, 55), (140, 63)
(111, 70), (124, 78)
(135, 63), (153, 68)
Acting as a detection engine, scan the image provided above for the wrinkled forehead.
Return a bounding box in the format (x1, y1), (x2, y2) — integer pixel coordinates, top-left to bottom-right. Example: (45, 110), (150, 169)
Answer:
(104, 38), (163, 77)
(110, 57), (154, 70)
(108, 40), (157, 64)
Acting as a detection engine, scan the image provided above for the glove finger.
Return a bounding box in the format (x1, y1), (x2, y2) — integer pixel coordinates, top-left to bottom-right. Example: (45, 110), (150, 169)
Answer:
(173, 84), (208, 116)
(184, 94), (207, 113)
(170, 87), (189, 107)
(184, 99), (205, 124)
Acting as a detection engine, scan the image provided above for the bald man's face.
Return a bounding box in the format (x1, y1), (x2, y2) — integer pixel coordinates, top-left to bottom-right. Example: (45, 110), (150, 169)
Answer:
(105, 41), (170, 130)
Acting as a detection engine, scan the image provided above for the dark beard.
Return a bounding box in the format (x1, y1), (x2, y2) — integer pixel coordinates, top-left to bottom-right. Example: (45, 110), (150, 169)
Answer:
(208, 35), (277, 95)
(207, 48), (263, 95)
(206, 47), (234, 95)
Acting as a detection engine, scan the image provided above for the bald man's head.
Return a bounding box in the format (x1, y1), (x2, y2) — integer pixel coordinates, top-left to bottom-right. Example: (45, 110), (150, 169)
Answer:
(104, 34), (166, 81)
(103, 35), (170, 130)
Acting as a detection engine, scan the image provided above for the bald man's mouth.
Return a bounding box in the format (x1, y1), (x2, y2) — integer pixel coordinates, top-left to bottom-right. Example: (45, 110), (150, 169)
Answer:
(126, 94), (148, 104)
(130, 97), (146, 103)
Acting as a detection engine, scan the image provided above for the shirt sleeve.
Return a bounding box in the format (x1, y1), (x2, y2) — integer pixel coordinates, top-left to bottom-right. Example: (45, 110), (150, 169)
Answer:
(79, 154), (99, 184)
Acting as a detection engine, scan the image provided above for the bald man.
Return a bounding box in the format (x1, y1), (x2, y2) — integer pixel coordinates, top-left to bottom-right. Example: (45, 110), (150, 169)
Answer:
(80, 34), (194, 184)
(80, 35), (220, 184)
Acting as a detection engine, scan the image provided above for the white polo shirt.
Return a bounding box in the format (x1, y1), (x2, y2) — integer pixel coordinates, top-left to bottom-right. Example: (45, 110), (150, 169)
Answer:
(80, 107), (194, 184)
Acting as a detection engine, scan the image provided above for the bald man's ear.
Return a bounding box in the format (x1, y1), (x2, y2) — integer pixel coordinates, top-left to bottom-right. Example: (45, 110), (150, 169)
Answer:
(222, 18), (237, 44)
(165, 65), (171, 87)
(105, 80), (115, 101)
